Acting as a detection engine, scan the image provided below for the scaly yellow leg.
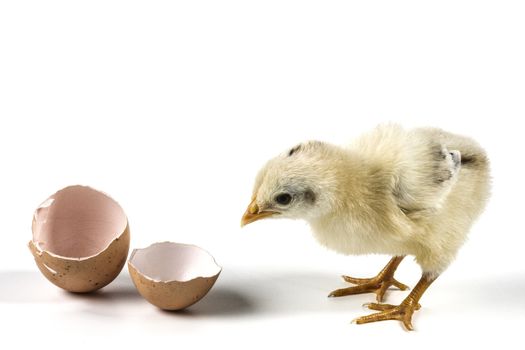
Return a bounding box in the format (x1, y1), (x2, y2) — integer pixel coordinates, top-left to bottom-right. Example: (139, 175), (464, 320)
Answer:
(354, 273), (437, 331)
(328, 256), (408, 302)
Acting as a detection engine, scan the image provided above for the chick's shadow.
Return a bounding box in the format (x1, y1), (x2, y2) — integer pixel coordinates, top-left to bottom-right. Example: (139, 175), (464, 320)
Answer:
(176, 270), (354, 318)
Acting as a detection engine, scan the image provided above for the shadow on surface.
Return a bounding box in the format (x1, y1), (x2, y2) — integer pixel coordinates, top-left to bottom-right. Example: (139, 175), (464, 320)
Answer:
(161, 287), (256, 318)
(0, 270), (141, 304)
(4, 269), (523, 318)
(0, 270), (60, 303)
(0, 269), (345, 316)
(72, 273), (142, 302)
(181, 270), (360, 316)
(443, 274), (525, 311)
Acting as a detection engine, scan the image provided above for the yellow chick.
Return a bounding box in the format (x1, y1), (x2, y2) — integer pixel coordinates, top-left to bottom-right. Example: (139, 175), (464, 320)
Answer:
(241, 124), (491, 330)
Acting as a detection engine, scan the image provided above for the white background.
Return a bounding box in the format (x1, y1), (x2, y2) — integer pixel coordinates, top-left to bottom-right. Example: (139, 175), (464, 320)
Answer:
(1, 0), (524, 348)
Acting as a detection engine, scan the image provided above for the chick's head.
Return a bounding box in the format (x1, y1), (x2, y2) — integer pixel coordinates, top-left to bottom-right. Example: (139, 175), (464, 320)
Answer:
(241, 141), (341, 227)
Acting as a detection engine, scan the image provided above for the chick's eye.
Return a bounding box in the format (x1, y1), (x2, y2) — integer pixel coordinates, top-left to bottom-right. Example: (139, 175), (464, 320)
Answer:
(275, 193), (292, 205)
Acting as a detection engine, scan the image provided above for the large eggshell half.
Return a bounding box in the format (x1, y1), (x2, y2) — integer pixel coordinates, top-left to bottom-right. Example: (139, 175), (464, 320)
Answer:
(29, 185), (130, 293)
(128, 242), (221, 310)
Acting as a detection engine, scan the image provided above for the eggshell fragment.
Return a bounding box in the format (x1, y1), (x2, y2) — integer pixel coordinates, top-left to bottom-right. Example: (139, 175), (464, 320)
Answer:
(128, 242), (221, 310)
(29, 185), (130, 293)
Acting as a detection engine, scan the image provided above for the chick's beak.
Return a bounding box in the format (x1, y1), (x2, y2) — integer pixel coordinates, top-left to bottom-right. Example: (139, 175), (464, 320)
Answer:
(241, 199), (277, 227)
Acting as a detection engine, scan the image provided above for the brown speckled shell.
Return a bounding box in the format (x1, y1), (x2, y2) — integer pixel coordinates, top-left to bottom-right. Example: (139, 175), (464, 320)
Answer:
(128, 262), (220, 310)
(28, 224), (130, 293)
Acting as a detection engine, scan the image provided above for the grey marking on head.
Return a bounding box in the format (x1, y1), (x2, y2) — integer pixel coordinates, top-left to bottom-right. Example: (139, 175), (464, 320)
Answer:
(304, 189), (316, 204)
(461, 154), (476, 166)
(288, 144), (302, 157)
(434, 169), (453, 184)
(430, 144), (446, 162)
(392, 183), (407, 202)
(431, 144), (458, 185)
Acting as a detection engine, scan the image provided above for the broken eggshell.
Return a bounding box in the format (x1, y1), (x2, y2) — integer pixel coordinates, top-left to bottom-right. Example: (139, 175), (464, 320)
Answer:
(29, 185), (130, 293)
(128, 242), (221, 310)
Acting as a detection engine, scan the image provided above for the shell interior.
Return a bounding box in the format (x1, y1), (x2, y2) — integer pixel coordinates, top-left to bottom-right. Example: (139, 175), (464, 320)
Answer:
(32, 185), (128, 259)
(129, 242), (221, 282)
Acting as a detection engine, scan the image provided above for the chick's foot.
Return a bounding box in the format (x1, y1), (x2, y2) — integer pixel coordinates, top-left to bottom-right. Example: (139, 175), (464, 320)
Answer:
(328, 256), (407, 302)
(354, 273), (437, 331)
(328, 275), (408, 301)
(354, 300), (420, 331)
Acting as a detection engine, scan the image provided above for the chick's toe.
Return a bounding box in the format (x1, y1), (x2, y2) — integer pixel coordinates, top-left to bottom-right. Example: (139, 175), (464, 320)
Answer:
(329, 256), (408, 302)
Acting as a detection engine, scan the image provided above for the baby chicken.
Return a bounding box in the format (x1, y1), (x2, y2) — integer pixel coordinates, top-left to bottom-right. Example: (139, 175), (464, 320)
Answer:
(241, 124), (490, 330)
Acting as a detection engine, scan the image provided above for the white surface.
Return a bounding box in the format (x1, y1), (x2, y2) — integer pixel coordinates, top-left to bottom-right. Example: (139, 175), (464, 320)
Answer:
(1, 0), (524, 348)
(130, 242), (221, 281)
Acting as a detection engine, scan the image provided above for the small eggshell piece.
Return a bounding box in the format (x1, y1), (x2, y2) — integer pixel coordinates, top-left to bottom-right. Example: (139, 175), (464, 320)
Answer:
(128, 242), (221, 310)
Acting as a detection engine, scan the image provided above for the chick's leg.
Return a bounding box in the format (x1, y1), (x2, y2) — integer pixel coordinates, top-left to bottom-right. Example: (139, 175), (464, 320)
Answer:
(355, 273), (437, 331)
(329, 256), (408, 302)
